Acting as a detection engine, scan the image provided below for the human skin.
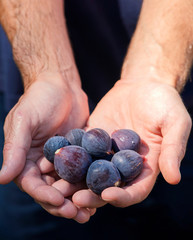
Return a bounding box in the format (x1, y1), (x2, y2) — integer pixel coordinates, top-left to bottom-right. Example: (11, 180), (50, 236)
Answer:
(72, 0), (193, 208)
(0, 0), (94, 223)
(0, 0), (193, 220)
(73, 80), (192, 208)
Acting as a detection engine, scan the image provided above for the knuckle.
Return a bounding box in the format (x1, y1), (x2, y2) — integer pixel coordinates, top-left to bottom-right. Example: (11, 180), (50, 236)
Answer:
(3, 142), (13, 152)
(12, 108), (25, 123)
(4, 108), (23, 132)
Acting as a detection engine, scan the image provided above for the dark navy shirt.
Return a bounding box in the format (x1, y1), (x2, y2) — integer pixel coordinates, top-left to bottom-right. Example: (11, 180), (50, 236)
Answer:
(0, 0), (141, 111)
(65, 0), (142, 106)
(0, 2), (193, 234)
(0, 0), (192, 111)
(0, 26), (23, 111)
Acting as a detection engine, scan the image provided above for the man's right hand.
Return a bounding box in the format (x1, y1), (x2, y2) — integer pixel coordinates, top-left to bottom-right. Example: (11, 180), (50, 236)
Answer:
(0, 0), (96, 223)
(0, 74), (94, 223)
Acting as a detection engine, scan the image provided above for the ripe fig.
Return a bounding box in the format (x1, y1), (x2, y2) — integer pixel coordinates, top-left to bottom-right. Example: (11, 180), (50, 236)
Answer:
(111, 150), (143, 182)
(65, 128), (85, 146)
(86, 160), (121, 195)
(54, 145), (92, 183)
(43, 136), (70, 163)
(82, 128), (112, 157)
(112, 129), (140, 152)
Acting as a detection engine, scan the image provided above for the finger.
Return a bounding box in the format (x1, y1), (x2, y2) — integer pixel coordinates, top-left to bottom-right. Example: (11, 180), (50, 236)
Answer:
(73, 148), (158, 208)
(39, 201), (92, 223)
(73, 189), (107, 208)
(101, 152), (159, 207)
(15, 160), (65, 206)
(74, 207), (93, 223)
(37, 157), (55, 174)
(41, 174), (56, 185)
(0, 108), (31, 184)
(41, 170), (61, 185)
(52, 179), (86, 197)
(38, 199), (78, 219)
(88, 208), (97, 216)
(159, 114), (192, 185)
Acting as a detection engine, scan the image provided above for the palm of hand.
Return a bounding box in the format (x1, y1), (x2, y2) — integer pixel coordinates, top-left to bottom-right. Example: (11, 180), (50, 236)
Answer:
(2, 80), (94, 222)
(73, 80), (191, 208)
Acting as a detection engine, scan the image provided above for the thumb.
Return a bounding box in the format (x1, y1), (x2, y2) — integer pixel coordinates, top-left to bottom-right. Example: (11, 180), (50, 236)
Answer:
(0, 109), (31, 184)
(159, 115), (192, 185)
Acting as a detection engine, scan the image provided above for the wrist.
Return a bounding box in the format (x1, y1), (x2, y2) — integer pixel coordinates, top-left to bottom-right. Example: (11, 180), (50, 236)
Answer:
(120, 63), (181, 91)
(23, 70), (82, 97)
(22, 63), (82, 91)
(120, 0), (193, 93)
(120, 36), (193, 93)
(0, 0), (82, 90)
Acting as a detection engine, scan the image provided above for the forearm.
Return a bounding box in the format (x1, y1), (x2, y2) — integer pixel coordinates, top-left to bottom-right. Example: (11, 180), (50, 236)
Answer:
(0, 0), (80, 90)
(121, 0), (193, 92)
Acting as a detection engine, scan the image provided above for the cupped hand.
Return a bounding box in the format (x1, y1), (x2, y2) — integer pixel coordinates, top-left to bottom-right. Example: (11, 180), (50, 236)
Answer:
(0, 75), (95, 222)
(73, 79), (192, 208)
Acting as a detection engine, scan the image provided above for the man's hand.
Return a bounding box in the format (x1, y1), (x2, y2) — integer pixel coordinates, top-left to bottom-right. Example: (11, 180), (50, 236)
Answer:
(73, 0), (193, 210)
(0, 0), (97, 222)
(73, 79), (191, 208)
(0, 75), (95, 222)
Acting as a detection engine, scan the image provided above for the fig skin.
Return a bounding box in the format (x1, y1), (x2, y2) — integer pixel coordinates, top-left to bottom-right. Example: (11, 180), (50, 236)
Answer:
(86, 160), (121, 195)
(43, 136), (70, 163)
(111, 149), (143, 182)
(82, 128), (112, 157)
(54, 145), (92, 183)
(111, 129), (140, 152)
